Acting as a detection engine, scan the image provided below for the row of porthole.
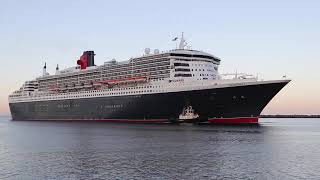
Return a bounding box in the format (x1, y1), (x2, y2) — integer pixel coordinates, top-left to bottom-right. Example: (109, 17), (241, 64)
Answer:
(44, 72), (167, 88)
(13, 83), (200, 101)
(38, 85), (162, 97)
(17, 83), (181, 100)
(190, 63), (213, 67)
(102, 62), (169, 74)
(99, 104), (123, 109)
(191, 69), (211, 72)
(13, 89), (151, 100)
(11, 89), (165, 101)
(21, 82), (197, 100)
(103, 62), (169, 70)
(43, 70), (168, 82)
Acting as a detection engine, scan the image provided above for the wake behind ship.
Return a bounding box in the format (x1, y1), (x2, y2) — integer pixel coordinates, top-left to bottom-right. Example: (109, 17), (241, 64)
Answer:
(8, 34), (290, 123)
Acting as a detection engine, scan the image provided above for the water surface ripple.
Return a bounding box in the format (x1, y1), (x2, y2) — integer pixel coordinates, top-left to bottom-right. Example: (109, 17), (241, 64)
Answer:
(0, 117), (319, 179)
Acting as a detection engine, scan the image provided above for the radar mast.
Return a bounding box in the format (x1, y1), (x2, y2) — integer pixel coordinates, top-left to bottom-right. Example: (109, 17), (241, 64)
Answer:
(179, 32), (187, 49)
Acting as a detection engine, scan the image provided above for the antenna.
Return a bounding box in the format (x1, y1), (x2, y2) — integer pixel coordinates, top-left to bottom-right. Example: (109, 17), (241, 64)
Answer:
(42, 62), (48, 76)
(179, 32), (187, 49)
(235, 69), (238, 79)
(55, 64), (60, 75)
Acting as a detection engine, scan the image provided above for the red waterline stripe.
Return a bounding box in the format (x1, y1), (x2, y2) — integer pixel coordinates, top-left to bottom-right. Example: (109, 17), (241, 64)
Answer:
(22, 118), (169, 123)
(208, 117), (259, 123)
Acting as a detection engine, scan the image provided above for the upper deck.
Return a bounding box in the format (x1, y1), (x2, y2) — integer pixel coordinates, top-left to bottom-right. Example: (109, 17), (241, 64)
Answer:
(34, 48), (220, 93)
(11, 34), (223, 97)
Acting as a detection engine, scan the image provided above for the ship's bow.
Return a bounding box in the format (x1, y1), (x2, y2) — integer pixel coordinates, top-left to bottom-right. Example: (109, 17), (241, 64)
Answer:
(205, 79), (290, 124)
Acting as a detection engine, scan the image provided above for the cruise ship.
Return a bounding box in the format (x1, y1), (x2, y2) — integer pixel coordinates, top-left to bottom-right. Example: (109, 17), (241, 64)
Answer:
(8, 34), (290, 123)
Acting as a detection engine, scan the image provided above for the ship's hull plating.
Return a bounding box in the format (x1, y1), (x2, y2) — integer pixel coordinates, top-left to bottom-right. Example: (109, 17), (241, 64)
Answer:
(9, 81), (289, 123)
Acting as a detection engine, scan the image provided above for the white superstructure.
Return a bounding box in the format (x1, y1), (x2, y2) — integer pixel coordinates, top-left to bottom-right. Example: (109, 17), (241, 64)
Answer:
(9, 33), (274, 104)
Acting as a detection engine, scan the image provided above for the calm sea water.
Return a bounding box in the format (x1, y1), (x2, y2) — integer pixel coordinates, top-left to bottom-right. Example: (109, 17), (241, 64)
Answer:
(0, 117), (320, 180)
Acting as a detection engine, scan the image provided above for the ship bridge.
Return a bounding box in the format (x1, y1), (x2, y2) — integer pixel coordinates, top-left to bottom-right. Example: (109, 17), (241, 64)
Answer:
(169, 49), (220, 63)
(167, 49), (221, 81)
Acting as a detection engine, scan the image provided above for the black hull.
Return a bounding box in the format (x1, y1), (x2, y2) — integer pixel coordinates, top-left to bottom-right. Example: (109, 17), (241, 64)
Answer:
(9, 81), (289, 123)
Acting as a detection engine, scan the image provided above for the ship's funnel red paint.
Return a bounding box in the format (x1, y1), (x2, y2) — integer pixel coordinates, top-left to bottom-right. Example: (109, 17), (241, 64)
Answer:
(77, 53), (88, 70)
(77, 51), (95, 70)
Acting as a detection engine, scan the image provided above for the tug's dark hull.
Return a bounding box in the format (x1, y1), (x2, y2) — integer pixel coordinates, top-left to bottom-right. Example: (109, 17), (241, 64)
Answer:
(9, 81), (289, 123)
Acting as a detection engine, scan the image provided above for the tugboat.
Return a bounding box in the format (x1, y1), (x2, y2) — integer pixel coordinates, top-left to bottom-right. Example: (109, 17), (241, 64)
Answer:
(179, 106), (199, 123)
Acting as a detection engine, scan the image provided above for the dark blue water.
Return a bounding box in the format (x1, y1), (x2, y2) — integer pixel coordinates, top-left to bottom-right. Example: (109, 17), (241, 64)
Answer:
(0, 117), (320, 179)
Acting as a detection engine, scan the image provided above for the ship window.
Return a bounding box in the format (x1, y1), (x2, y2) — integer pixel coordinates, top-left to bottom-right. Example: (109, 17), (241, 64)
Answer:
(174, 63), (189, 67)
(174, 74), (192, 77)
(175, 68), (190, 72)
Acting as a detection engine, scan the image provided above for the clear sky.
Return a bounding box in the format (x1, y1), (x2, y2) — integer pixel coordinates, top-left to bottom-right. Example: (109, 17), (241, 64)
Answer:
(0, 0), (319, 115)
